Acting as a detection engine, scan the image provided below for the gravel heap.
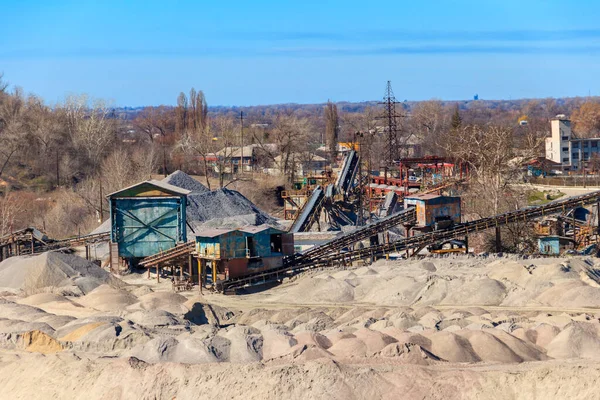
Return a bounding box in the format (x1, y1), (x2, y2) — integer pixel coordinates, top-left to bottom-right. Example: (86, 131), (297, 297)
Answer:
(187, 188), (278, 229)
(0, 252), (125, 295)
(161, 170), (209, 194)
(89, 171), (278, 235)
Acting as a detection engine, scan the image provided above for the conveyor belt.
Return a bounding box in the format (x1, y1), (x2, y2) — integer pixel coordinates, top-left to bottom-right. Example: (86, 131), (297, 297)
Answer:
(293, 206), (417, 263)
(139, 241), (195, 267)
(219, 190), (600, 291)
(335, 150), (359, 197)
(290, 186), (325, 233)
(20, 232), (110, 255)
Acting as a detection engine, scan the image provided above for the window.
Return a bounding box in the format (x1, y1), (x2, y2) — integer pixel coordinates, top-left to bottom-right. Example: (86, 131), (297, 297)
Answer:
(562, 147), (569, 151)
(572, 153), (579, 160)
(572, 142), (579, 148)
(593, 142), (599, 148)
(563, 157), (569, 162)
(270, 234), (283, 254)
(562, 136), (569, 141)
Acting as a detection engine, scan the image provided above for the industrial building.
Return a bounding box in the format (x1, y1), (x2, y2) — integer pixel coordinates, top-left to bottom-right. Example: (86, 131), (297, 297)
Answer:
(107, 180), (189, 270)
(404, 193), (461, 231)
(545, 115), (600, 170)
(195, 225), (294, 282)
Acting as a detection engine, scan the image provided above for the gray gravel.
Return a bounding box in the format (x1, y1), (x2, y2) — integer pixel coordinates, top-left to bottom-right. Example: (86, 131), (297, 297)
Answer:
(186, 188), (277, 228)
(162, 170), (209, 194)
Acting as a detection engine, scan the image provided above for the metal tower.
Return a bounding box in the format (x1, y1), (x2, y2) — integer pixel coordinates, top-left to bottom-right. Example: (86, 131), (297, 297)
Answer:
(378, 81), (403, 180)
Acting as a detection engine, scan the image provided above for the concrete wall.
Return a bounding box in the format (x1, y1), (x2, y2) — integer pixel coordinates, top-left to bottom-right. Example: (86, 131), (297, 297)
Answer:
(547, 119), (572, 167)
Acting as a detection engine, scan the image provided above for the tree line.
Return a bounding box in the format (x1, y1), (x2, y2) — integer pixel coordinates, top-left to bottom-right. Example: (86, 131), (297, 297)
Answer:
(3, 70), (600, 243)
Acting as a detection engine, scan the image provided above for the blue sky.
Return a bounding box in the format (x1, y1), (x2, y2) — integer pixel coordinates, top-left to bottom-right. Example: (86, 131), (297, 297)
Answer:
(2, 0), (600, 106)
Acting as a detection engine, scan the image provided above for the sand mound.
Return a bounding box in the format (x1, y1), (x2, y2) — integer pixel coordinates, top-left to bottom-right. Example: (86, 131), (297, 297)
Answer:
(425, 331), (481, 363)
(217, 326), (263, 362)
(77, 285), (138, 311)
(0, 253), (123, 295)
(441, 278), (507, 306)
(327, 336), (367, 357)
(546, 322), (600, 359)
(277, 279), (355, 303)
(20, 330), (63, 354)
(261, 328), (298, 360)
(533, 323), (562, 348)
(0, 298), (50, 322)
(129, 336), (218, 364)
(126, 310), (186, 328)
(0, 319), (55, 335)
(378, 342), (444, 364)
(352, 328), (397, 354)
(129, 291), (188, 314)
(17, 293), (71, 306)
(59, 322), (108, 342)
(289, 344), (333, 361)
(454, 330), (527, 363)
(418, 261), (437, 272)
(293, 331), (332, 349)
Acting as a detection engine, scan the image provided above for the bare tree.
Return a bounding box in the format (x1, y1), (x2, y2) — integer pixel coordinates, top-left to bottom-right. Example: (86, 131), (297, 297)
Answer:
(441, 124), (541, 217)
(0, 73), (8, 94)
(324, 101), (339, 158)
(58, 94), (118, 175)
(0, 190), (24, 236)
(571, 101), (600, 137)
(410, 100), (449, 154)
(0, 87), (27, 177)
(175, 92), (188, 134)
(269, 113), (315, 183)
(133, 106), (175, 175)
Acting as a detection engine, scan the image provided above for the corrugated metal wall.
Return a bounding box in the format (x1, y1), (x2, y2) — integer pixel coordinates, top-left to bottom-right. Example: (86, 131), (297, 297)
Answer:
(111, 197), (186, 258)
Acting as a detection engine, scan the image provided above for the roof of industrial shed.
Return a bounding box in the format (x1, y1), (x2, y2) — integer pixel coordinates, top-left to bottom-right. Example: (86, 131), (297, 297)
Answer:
(195, 224), (285, 238)
(106, 180), (191, 198)
(405, 193), (442, 200)
(238, 224), (284, 234)
(194, 228), (238, 238)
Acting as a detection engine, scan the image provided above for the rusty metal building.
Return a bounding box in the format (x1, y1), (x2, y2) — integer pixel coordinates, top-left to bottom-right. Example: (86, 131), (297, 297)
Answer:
(195, 225), (294, 281)
(404, 194), (461, 229)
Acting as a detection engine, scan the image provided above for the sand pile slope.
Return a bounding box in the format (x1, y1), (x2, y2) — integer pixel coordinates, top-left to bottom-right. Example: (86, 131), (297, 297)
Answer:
(76, 285), (138, 312)
(265, 256), (600, 309)
(2, 353), (600, 400)
(0, 253), (124, 295)
(2, 254), (600, 398)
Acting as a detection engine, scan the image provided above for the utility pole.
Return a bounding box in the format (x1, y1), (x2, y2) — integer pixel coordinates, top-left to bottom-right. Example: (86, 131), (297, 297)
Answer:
(55, 149), (60, 188)
(356, 131), (365, 226)
(240, 111), (244, 175)
(99, 179), (104, 222)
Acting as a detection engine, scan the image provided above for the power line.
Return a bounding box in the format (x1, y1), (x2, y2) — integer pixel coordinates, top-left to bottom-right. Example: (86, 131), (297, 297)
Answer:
(376, 81), (404, 181)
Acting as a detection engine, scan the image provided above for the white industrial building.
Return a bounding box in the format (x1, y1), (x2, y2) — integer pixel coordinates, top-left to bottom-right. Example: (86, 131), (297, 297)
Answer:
(545, 115), (600, 170)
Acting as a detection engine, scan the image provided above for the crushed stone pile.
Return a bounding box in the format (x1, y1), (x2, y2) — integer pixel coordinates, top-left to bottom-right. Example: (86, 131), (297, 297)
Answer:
(161, 170), (209, 194)
(0, 253), (125, 295)
(187, 188), (278, 229)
